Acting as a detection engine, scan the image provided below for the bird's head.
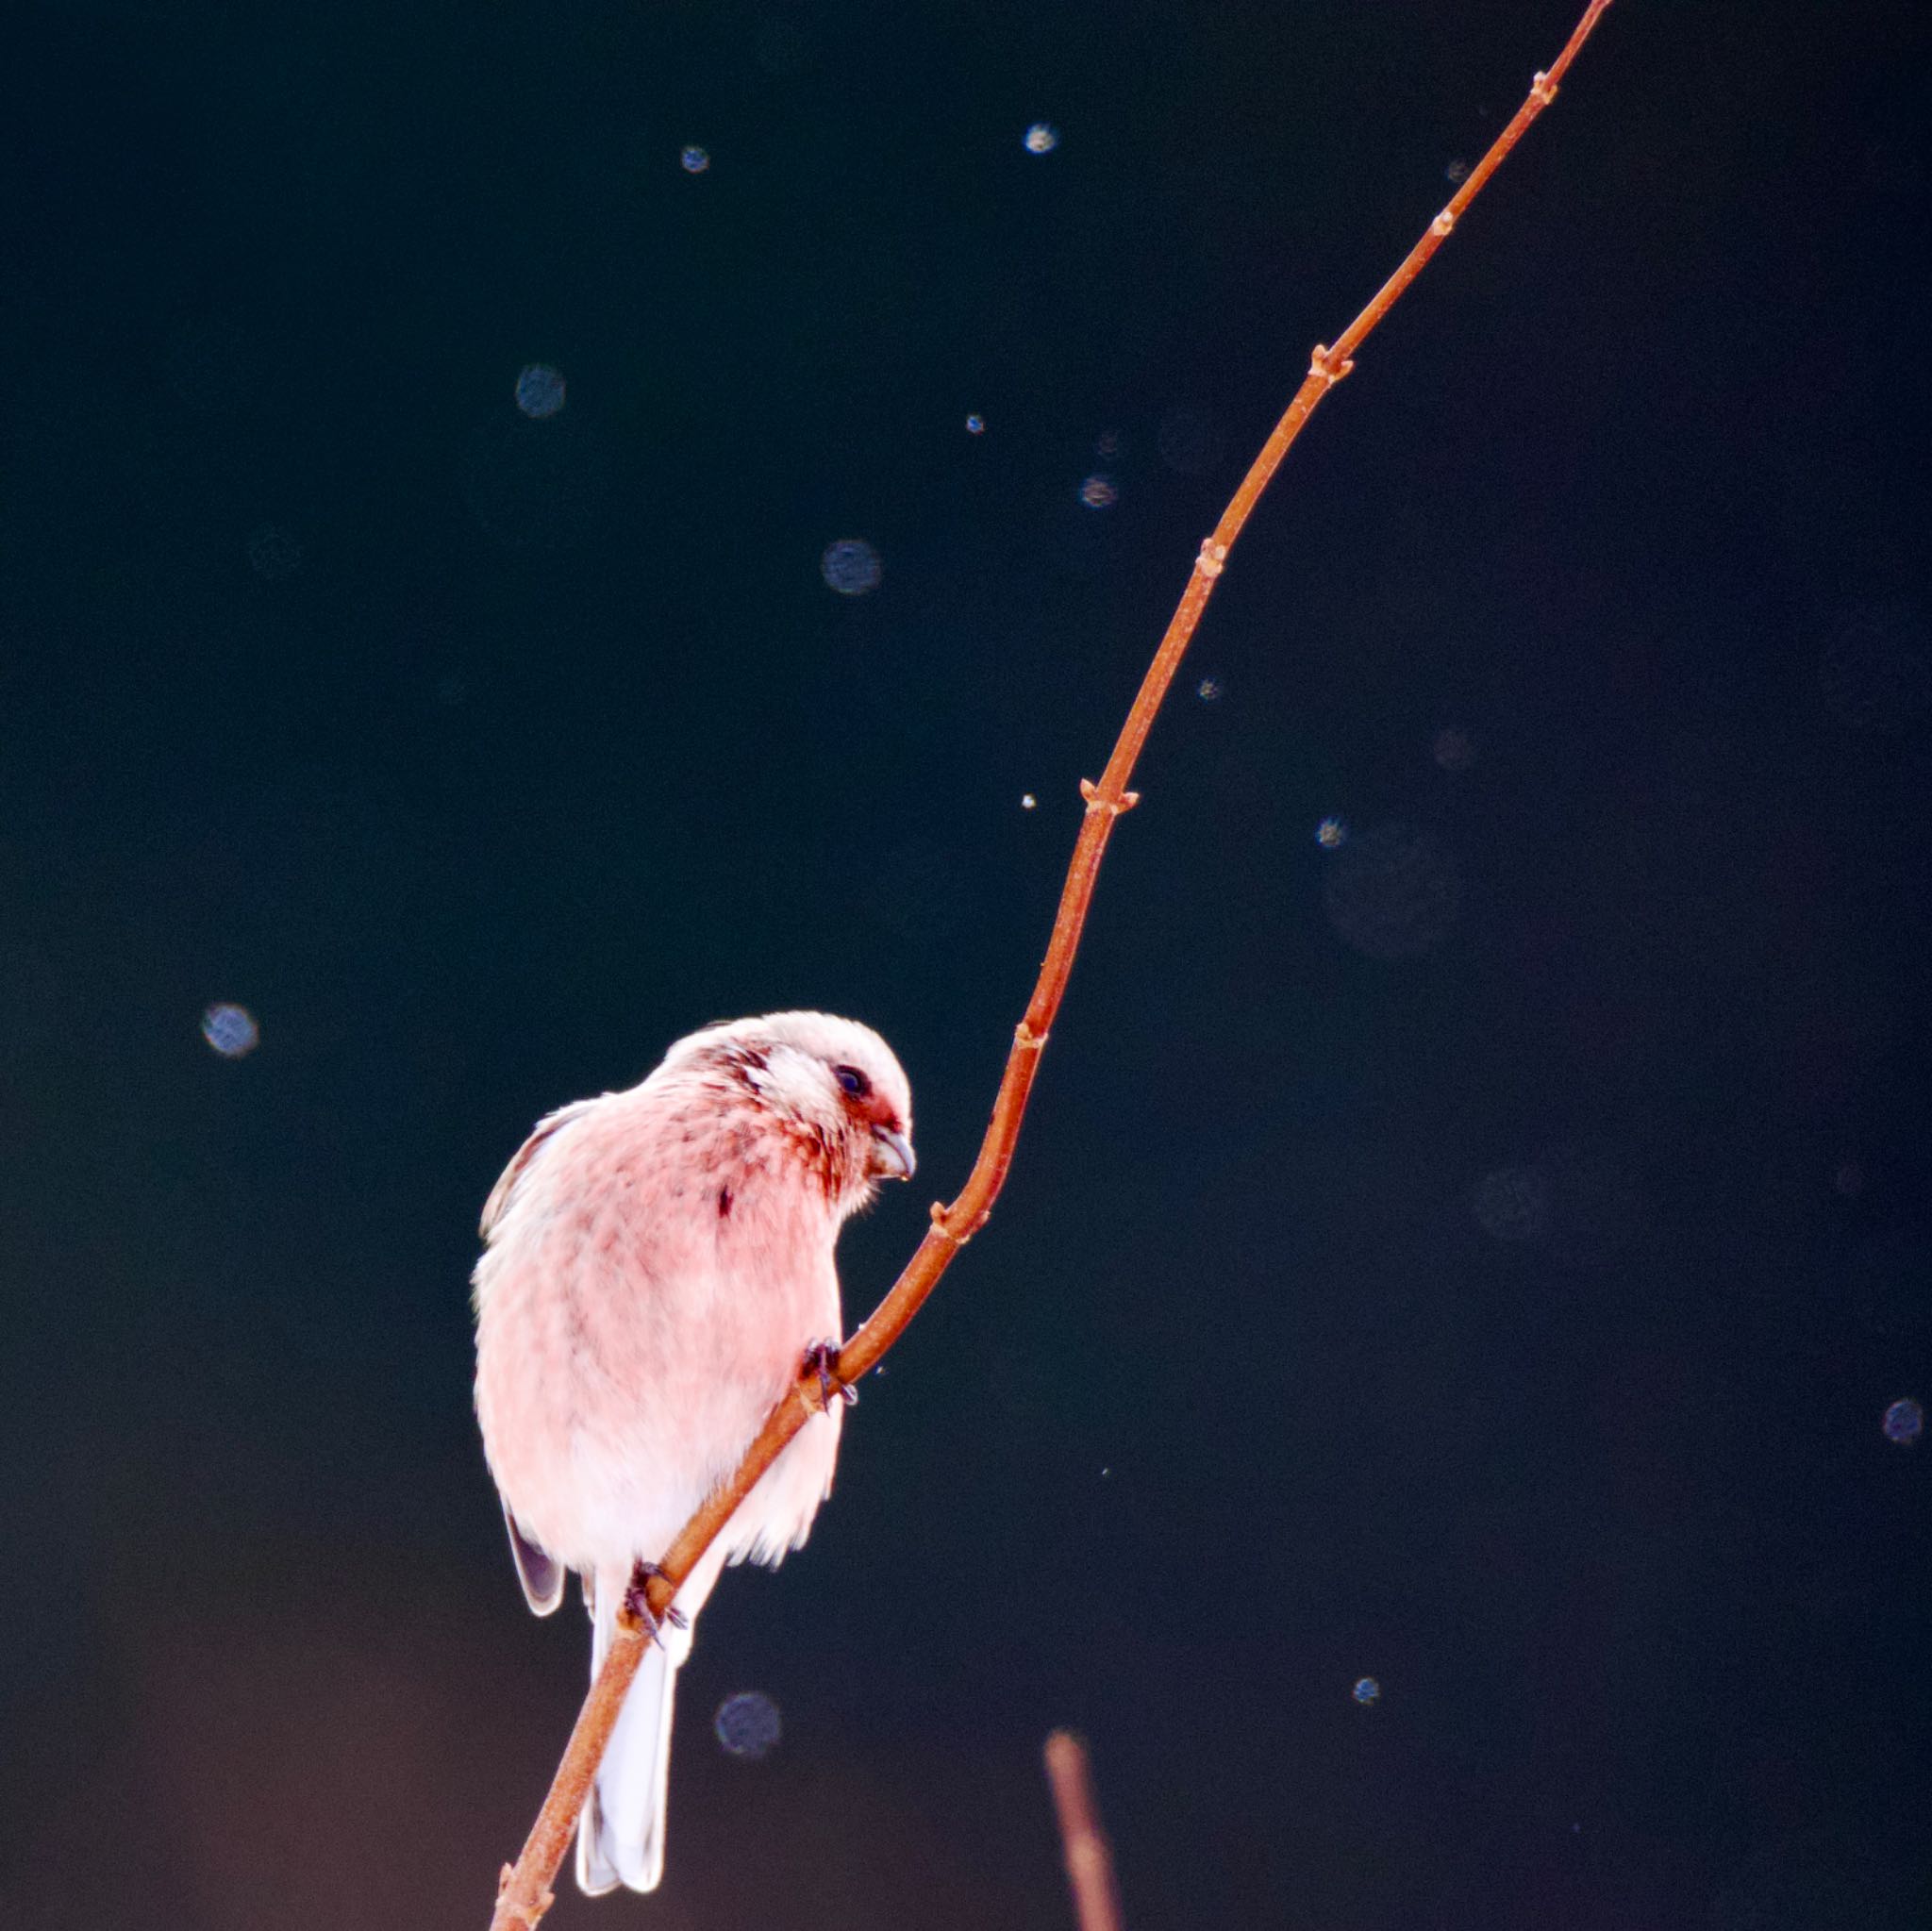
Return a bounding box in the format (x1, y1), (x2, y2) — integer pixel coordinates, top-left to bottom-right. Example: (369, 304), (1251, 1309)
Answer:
(671, 1010), (915, 1211)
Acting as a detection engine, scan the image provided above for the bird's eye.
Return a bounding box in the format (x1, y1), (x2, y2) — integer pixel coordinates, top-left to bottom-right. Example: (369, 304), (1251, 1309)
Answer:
(833, 1064), (871, 1099)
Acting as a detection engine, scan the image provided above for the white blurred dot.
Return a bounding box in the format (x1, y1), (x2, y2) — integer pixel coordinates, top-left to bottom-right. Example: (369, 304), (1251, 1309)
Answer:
(1079, 474), (1117, 509)
(1024, 122), (1058, 155)
(1316, 816), (1347, 848)
(1196, 677), (1224, 703)
(202, 1002), (259, 1058)
(714, 1690), (781, 1758)
(1354, 1676), (1381, 1706)
(514, 363), (566, 419)
(965, 413), (985, 435)
(820, 539), (881, 595)
(1021, 793), (1037, 810)
(680, 145), (710, 175)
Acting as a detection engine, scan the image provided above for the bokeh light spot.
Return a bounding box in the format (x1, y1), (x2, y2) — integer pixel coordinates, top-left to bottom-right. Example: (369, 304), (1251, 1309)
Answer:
(714, 1690), (781, 1759)
(513, 364), (566, 420)
(1197, 677), (1224, 703)
(965, 413), (985, 435)
(1445, 158), (1471, 184)
(247, 525), (302, 580)
(1022, 793), (1037, 810)
(1473, 1144), (1651, 1270)
(202, 1003), (259, 1059)
(1315, 815), (1346, 848)
(1353, 1676), (1381, 1706)
(1079, 474), (1117, 509)
(1024, 122), (1059, 155)
(1883, 1398), (1924, 1445)
(680, 145), (710, 175)
(821, 539), (882, 596)
(1473, 1165), (1549, 1243)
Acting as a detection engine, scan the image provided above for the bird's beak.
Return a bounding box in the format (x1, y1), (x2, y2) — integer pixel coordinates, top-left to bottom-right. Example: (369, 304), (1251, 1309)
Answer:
(868, 1124), (916, 1181)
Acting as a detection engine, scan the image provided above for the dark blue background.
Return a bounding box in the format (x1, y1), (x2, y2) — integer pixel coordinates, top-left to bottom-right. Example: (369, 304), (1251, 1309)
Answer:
(4, 1), (1929, 1925)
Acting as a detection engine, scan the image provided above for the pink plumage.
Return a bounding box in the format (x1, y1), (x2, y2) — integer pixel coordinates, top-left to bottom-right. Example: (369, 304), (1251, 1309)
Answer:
(473, 1011), (914, 1894)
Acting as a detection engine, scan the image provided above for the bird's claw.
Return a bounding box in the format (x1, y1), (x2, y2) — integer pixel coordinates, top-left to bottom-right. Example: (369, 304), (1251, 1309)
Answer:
(804, 1340), (858, 1412)
(622, 1560), (689, 1646)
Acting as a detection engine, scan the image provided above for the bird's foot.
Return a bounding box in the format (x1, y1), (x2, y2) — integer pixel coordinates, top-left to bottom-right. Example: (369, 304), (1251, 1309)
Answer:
(622, 1560), (689, 1645)
(804, 1340), (858, 1412)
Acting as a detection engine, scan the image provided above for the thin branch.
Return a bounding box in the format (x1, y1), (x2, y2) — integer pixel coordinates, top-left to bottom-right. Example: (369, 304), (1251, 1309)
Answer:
(487, 6), (1615, 1923)
(1044, 1731), (1125, 1931)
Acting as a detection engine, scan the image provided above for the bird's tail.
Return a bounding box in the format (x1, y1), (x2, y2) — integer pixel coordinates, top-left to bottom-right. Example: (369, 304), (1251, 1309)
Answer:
(577, 1556), (720, 1895)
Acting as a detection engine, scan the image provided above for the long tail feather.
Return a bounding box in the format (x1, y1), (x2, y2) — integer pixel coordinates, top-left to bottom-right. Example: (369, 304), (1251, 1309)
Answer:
(576, 1556), (721, 1895)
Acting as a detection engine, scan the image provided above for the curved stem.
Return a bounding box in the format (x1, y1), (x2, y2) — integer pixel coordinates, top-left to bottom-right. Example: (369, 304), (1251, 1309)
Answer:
(487, 6), (1615, 1922)
(1044, 1731), (1125, 1931)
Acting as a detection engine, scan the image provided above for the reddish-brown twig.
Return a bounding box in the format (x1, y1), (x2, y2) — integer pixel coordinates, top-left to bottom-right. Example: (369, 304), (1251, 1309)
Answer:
(487, 6), (1615, 1923)
(1044, 1731), (1126, 1931)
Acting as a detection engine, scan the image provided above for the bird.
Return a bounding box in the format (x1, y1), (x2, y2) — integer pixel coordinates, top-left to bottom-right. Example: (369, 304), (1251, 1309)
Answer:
(472, 1011), (915, 1895)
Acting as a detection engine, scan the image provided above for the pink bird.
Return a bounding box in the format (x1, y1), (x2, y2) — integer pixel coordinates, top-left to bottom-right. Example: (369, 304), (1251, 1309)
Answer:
(472, 1012), (915, 1894)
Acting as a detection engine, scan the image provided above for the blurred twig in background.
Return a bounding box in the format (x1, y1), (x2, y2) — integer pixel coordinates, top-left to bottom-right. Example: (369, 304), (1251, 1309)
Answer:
(1044, 1732), (1125, 1931)
(486, 4), (1616, 1923)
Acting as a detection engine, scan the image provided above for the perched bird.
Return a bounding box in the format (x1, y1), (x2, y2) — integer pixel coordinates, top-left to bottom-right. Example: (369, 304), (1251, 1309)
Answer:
(473, 1012), (915, 1894)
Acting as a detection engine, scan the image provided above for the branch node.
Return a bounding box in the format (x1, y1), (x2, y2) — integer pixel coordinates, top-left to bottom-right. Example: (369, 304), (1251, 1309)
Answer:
(1431, 208), (1457, 237)
(1015, 1020), (1049, 1051)
(1531, 69), (1559, 104)
(1078, 778), (1140, 816)
(928, 1199), (965, 1244)
(1194, 538), (1228, 580)
(1309, 342), (1356, 386)
(492, 1869), (553, 1931)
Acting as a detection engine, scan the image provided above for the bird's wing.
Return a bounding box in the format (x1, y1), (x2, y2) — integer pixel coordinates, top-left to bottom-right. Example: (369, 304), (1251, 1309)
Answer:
(478, 1097), (600, 1239)
(502, 1496), (566, 1616)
